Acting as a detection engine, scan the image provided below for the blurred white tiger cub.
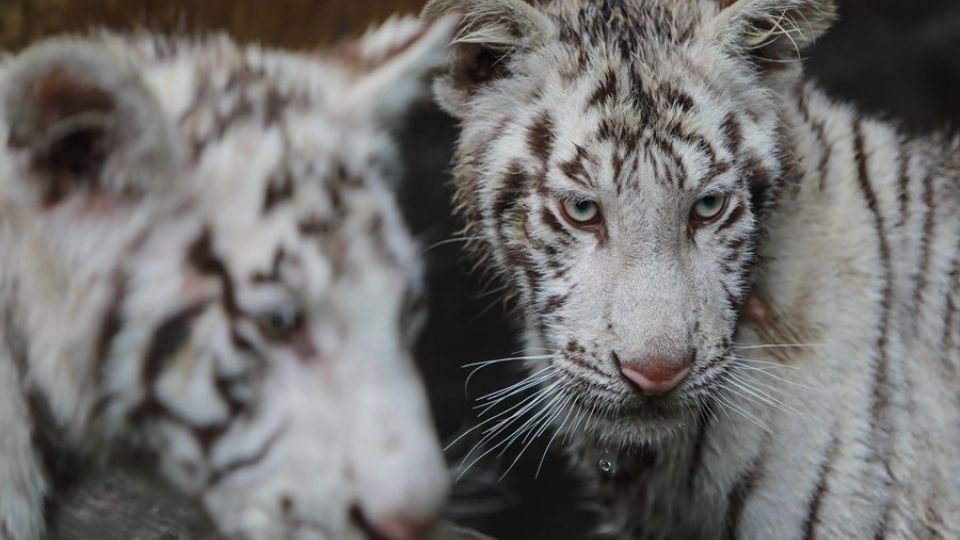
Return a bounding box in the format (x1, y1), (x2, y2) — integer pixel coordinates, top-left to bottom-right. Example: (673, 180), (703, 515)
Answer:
(0, 15), (458, 540)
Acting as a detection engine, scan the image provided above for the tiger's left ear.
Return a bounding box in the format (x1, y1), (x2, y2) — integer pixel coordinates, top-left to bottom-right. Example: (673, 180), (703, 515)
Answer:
(708, 0), (835, 66)
(335, 15), (460, 125)
(2, 38), (181, 207)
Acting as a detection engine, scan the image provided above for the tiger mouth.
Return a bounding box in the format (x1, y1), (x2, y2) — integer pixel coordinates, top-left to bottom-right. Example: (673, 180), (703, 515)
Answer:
(549, 366), (695, 423)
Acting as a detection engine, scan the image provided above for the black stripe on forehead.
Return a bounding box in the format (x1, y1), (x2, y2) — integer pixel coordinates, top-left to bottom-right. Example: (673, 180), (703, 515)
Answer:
(558, 145), (598, 189)
(528, 111), (557, 166)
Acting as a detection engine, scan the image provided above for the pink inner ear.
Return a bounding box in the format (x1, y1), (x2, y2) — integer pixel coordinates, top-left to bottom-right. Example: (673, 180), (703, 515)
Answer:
(29, 68), (115, 130)
(12, 69), (119, 208)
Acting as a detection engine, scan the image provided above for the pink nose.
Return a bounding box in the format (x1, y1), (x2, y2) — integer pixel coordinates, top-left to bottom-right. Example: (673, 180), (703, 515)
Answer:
(620, 358), (692, 396)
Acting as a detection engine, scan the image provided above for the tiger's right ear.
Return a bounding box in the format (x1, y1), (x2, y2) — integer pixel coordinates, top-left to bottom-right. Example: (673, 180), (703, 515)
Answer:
(421, 0), (554, 117)
(2, 38), (180, 207)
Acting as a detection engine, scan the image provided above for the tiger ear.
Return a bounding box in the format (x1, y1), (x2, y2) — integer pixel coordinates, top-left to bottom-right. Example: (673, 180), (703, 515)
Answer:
(421, 0), (554, 117)
(335, 15), (460, 126)
(2, 38), (180, 207)
(708, 0), (835, 67)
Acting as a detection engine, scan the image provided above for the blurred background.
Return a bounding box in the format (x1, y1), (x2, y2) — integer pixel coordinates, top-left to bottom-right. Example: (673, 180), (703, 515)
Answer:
(4, 1), (960, 539)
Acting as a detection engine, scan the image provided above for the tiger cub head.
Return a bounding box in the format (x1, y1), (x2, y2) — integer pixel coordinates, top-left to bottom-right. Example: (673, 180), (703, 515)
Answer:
(0, 16), (458, 540)
(423, 0), (834, 446)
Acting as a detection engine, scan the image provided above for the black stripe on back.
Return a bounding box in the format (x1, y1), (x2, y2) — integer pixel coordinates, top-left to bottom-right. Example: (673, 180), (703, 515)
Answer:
(943, 250), (960, 355)
(686, 410), (713, 492)
(852, 117), (896, 535)
(911, 173), (936, 334)
(802, 432), (841, 540)
(724, 456), (764, 540)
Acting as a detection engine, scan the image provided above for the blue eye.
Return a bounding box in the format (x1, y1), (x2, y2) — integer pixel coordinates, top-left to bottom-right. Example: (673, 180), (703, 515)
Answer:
(562, 198), (601, 224)
(256, 304), (303, 341)
(692, 194), (728, 222)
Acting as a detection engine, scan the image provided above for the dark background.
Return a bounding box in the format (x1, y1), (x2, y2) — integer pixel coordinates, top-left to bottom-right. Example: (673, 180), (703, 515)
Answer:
(4, 1), (960, 539)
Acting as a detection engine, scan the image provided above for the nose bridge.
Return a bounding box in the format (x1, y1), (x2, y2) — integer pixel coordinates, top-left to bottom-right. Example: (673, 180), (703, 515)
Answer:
(610, 251), (692, 352)
(346, 355), (448, 535)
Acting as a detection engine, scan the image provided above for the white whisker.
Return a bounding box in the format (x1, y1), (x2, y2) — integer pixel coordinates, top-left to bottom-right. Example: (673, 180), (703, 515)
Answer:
(536, 395), (575, 479)
(421, 236), (483, 254)
(732, 343), (823, 351)
(462, 355), (555, 398)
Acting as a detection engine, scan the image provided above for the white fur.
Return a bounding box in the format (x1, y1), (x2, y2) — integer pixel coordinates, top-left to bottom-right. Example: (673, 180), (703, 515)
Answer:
(0, 17), (456, 540)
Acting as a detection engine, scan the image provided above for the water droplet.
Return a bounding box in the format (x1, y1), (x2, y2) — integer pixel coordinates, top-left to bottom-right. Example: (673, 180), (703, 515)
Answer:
(598, 449), (616, 475)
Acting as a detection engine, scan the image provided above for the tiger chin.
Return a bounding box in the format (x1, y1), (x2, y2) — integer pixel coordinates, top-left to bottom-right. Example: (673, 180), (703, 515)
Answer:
(0, 16), (462, 540)
(427, 0), (960, 538)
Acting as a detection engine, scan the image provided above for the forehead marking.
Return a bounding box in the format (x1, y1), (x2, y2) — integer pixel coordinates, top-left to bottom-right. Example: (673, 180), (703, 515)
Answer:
(527, 111), (557, 166)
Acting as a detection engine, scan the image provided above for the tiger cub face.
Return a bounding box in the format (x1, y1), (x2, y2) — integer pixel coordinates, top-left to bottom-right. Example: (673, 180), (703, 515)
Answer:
(0, 16), (457, 540)
(425, 0), (833, 444)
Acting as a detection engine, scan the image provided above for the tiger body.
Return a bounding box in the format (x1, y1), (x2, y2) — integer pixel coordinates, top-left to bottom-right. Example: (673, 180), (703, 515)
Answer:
(569, 83), (960, 539)
(0, 18), (457, 540)
(423, 0), (960, 538)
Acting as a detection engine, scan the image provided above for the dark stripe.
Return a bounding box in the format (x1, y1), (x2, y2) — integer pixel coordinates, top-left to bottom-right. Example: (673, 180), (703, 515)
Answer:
(662, 86), (694, 112)
(188, 229), (240, 316)
(541, 207), (571, 237)
(142, 303), (208, 389)
(911, 173), (936, 332)
(3, 303), (27, 381)
(612, 150), (625, 194)
(542, 294), (568, 314)
(527, 111), (557, 165)
(813, 120), (832, 193)
(195, 423), (232, 455)
(853, 117), (896, 523)
(686, 411), (712, 492)
(896, 147), (910, 228)
(943, 250), (960, 355)
(587, 68), (618, 108)
(558, 157), (591, 188)
(724, 457), (764, 540)
(262, 168), (294, 214)
(207, 422), (288, 487)
(717, 204), (747, 232)
(802, 433), (841, 540)
(298, 215), (332, 236)
(95, 274), (126, 368)
(743, 156), (773, 212)
(720, 112), (743, 157)
(492, 162), (531, 220)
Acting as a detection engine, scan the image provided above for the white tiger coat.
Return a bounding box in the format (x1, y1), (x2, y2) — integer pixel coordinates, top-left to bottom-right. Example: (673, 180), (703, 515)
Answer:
(0, 16), (458, 540)
(423, 0), (960, 538)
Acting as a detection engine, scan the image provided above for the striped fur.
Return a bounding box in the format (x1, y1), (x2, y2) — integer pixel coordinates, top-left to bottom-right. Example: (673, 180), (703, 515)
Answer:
(0, 17), (457, 540)
(425, 0), (960, 538)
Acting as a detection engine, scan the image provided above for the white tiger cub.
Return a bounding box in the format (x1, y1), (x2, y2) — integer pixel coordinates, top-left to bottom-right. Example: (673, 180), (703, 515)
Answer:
(0, 16), (458, 540)
(424, 0), (960, 538)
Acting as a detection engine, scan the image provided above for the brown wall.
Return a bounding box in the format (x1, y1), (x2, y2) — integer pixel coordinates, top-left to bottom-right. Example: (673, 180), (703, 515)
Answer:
(0, 0), (428, 51)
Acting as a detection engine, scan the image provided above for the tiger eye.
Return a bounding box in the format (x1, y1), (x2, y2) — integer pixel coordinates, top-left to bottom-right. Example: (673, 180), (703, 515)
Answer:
(691, 194), (729, 223)
(562, 198), (602, 225)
